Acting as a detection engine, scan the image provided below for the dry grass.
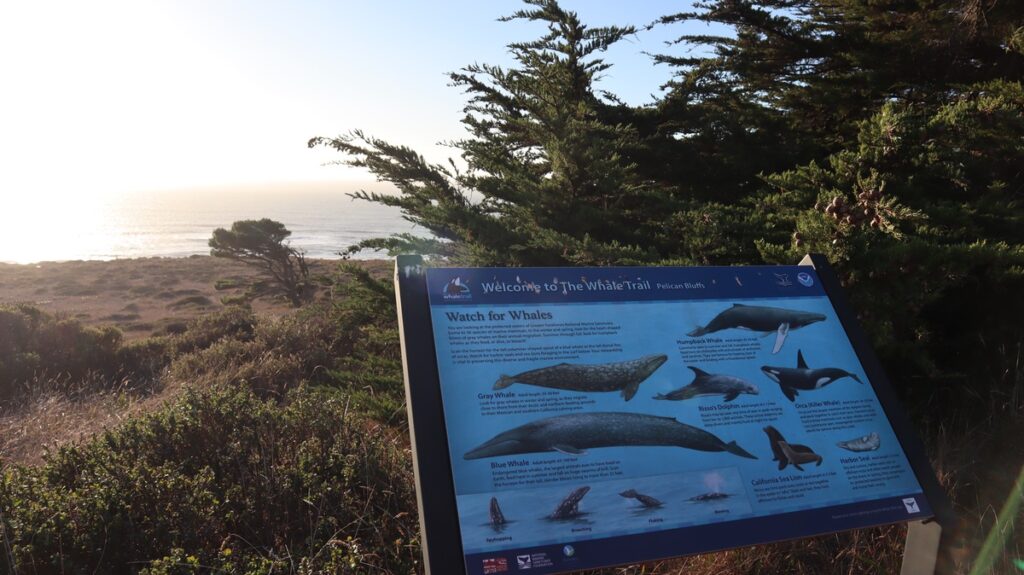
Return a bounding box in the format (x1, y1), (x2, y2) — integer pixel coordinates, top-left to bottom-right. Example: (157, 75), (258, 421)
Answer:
(0, 380), (186, 465)
(0, 256), (357, 340)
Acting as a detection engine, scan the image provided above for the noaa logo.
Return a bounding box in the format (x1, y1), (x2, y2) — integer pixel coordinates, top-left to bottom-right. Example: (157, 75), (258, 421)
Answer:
(562, 545), (575, 558)
(797, 272), (814, 287)
(442, 277), (472, 300)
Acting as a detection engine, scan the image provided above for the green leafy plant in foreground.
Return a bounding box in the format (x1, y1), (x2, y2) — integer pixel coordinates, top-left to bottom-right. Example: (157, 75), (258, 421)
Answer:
(0, 385), (419, 574)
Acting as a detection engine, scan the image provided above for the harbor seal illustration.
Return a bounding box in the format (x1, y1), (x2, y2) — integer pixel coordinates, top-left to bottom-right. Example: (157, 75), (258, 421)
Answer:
(761, 349), (863, 402)
(688, 304), (826, 354)
(837, 432), (881, 452)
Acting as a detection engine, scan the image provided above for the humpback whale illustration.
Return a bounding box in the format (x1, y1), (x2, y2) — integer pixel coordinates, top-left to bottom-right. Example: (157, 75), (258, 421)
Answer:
(654, 366), (759, 402)
(619, 489), (663, 508)
(763, 425), (823, 471)
(761, 350), (863, 401)
(549, 486), (590, 520)
(688, 304), (827, 354)
(494, 354), (668, 401)
(463, 412), (757, 460)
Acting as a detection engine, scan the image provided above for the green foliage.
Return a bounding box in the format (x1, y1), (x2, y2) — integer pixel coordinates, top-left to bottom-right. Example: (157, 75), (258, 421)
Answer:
(311, 0), (677, 266)
(320, 263), (405, 423)
(0, 385), (419, 573)
(0, 304), (123, 403)
(657, 0), (1024, 155)
(209, 219), (311, 306)
(753, 81), (1024, 406)
(0, 304), (261, 406)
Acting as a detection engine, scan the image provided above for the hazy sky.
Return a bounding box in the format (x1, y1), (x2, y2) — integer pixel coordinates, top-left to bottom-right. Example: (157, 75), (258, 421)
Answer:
(0, 1), (700, 201)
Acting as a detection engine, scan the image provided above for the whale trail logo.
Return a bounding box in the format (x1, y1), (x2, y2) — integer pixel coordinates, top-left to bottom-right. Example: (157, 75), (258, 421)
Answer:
(442, 276), (472, 300)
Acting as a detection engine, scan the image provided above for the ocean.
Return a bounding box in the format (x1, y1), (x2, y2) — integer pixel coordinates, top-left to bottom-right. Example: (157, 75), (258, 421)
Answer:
(0, 183), (422, 264)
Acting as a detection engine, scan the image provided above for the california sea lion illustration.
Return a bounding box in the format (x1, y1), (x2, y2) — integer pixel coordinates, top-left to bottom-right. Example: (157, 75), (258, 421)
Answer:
(837, 432), (881, 452)
(619, 489), (663, 508)
(777, 441), (823, 471)
(549, 486), (590, 520)
(761, 349), (863, 402)
(688, 304), (826, 354)
(654, 366), (759, 402)
(494, 354), (668, 401)
(763, 425), (822, 471)
(464, 412), (757, 460)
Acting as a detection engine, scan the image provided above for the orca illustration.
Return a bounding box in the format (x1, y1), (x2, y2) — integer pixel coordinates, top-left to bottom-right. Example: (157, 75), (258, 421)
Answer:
(760, 350), (863, 402)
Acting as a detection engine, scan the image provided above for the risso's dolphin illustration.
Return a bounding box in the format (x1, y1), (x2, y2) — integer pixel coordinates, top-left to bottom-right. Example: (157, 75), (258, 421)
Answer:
(654, 366), (759, 402)
(494, 354), (668, 401)
(549, 486), (590, 520)
(489, 497), (507, 528)
(763, 425), (822, 471)
(761, 349), (863, 401)
(619, 489), (663, 508)
(837, 432), (881, 452)
(463, 412), (757, 460)
(688, 304), (827, 354)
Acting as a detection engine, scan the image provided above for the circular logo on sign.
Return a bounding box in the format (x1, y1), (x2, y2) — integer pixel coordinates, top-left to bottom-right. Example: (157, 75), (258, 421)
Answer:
(797, 272), (814, 287)
(563, 545), (575, 557)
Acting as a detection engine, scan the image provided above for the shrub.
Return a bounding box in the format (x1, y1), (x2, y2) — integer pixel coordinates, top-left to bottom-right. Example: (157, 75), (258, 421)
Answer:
(0, 304), (123, 403)
(0, 385), (420, 573)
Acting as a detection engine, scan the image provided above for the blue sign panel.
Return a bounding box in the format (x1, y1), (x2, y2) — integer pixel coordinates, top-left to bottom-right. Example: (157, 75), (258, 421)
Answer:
(416, 264), (930, 575)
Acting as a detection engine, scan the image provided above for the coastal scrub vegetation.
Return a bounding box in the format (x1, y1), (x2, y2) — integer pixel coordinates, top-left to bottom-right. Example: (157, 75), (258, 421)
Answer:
(3, 0), (1024, 573)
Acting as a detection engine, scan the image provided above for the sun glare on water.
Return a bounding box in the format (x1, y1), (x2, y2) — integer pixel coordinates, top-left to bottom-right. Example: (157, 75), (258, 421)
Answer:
(0, 193), (116, 264)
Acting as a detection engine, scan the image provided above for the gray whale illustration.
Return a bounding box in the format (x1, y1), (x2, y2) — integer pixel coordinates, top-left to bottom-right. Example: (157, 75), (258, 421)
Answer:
(761, 349), (863, 402)
(549, 486), (590, 520)
(688, 304), (826, 354)
(463, 412), (757, 460)
(655, 366), (759, 402)
(494, 354), (667, 401)
(619, 489), (663, 508)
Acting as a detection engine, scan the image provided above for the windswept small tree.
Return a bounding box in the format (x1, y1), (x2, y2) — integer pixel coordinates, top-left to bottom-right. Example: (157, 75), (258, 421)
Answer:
(209, 219), (310, 306)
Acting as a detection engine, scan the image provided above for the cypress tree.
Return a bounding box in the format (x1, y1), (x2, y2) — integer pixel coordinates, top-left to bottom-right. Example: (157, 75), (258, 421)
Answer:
(311, 0), (667, 266)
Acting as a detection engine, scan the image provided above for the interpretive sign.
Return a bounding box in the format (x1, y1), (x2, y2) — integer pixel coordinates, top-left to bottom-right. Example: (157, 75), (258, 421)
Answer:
(395, 254), (948, 575)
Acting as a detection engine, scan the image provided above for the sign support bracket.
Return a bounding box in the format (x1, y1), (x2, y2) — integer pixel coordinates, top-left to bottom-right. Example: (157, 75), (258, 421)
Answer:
(900, 519), (943, 575)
